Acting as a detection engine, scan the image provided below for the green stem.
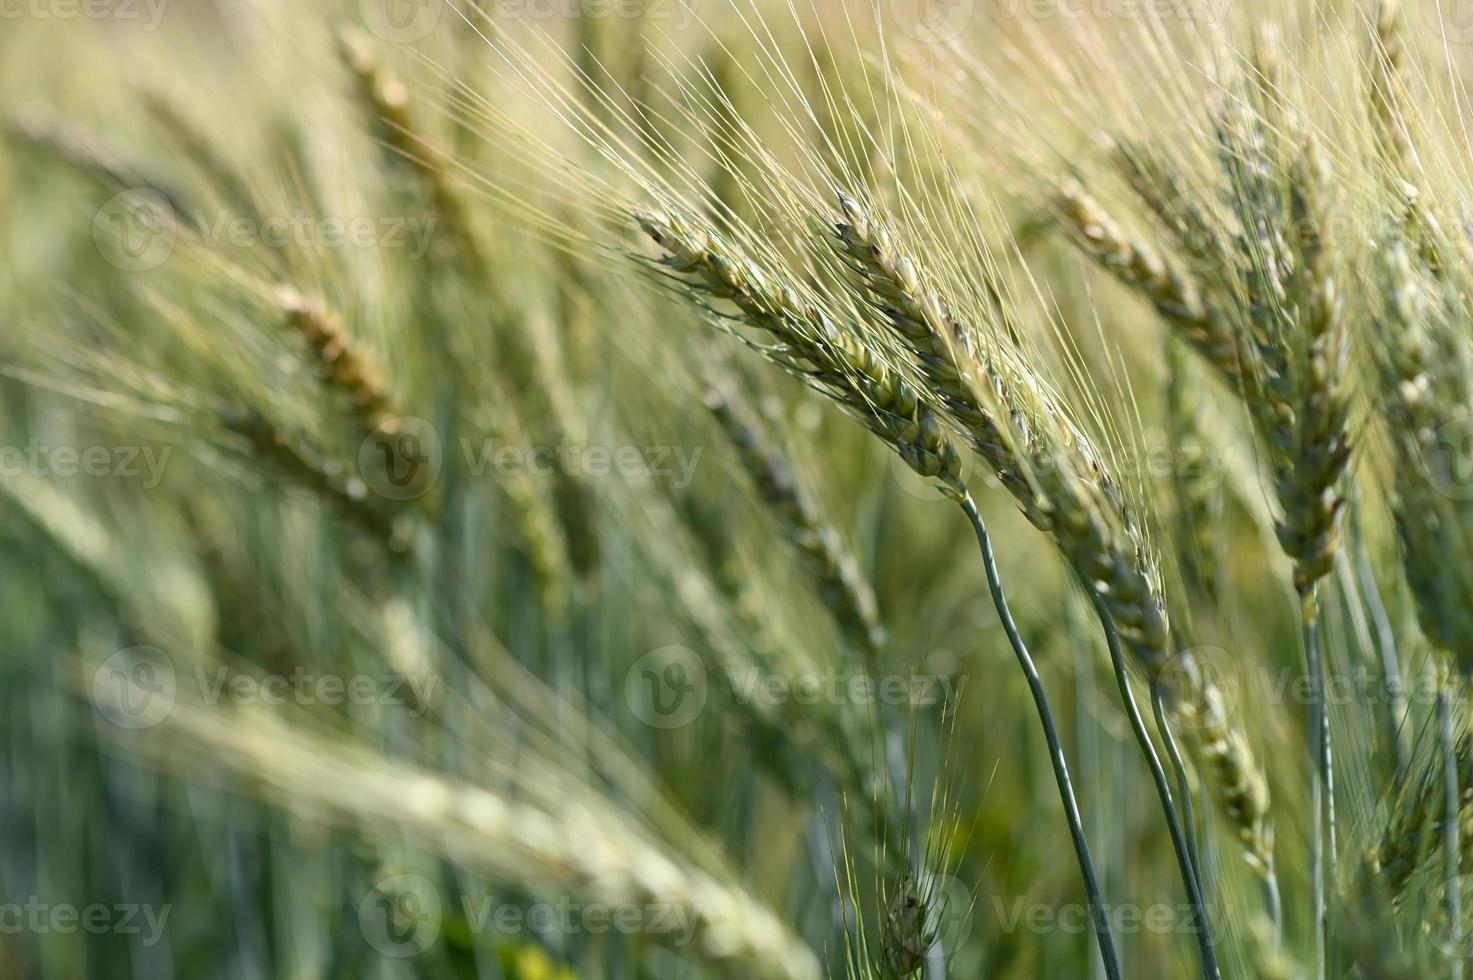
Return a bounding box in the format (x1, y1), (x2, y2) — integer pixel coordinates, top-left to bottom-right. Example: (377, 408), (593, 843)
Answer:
(1091, 597), (1219, 980)
(1350, 510), (1407, 785)
(1152, 682), (1205, 897)
(1440, 679), (1463, 980)
(959, 494), (1121, 980)
(1302, 592), (1333, 980)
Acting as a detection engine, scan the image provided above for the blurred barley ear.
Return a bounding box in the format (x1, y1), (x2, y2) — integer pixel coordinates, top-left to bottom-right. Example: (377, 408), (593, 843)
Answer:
(705, 385), (886, 660)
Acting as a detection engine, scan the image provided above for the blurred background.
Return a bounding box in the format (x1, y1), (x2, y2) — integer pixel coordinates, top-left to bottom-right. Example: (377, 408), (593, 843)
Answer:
(0, 0), (1464, 978)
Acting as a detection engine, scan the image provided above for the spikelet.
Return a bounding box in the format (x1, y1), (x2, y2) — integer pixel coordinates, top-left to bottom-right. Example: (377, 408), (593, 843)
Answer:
(275, 287), (396, 437)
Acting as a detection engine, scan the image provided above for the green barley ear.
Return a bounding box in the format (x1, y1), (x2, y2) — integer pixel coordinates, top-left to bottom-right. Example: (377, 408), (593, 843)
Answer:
(1273, 134), (1353, 598)
(116, 695), (823, 980)
(826, 192), (1274, 880)
(1065, 127), (1354, 600)
(634, 206), (963, 490)
(1371, 230), (1473, 673)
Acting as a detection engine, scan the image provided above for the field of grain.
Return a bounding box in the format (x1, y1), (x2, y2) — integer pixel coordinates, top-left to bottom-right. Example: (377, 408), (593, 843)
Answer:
(3, 1), (1473, 977)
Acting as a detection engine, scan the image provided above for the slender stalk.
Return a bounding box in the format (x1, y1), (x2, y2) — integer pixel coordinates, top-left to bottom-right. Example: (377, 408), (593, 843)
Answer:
(1092, 597), (1219, 980)
(959, 494), (1121, 980)
(1263, 860), (1283, 945)
(1070, 597), (1109, 980)
(1302, 592), (1333, 980)
(1153, 682), (1205, 897)
(1351, 509), (1408, 785)
(1440, 676), (1463, 980)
